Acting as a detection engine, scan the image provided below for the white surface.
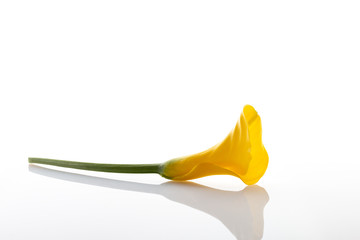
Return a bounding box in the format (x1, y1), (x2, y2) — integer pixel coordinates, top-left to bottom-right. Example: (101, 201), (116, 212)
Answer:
(1, 1), (360, 239)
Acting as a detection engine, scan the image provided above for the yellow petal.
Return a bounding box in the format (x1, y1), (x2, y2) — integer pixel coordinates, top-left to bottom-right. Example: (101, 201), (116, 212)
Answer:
(161, 105), (269, 185)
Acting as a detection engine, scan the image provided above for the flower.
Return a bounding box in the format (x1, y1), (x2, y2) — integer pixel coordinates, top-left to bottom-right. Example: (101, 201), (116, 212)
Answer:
(160, 105), (268, 185)
(29, 105), (268, 185)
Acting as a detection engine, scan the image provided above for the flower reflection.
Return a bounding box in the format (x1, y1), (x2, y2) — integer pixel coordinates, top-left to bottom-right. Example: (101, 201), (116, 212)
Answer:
(29, 165), (269, 240)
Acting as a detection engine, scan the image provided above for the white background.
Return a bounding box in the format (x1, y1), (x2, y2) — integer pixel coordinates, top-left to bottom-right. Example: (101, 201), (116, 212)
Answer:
(1, 0), (360, 239)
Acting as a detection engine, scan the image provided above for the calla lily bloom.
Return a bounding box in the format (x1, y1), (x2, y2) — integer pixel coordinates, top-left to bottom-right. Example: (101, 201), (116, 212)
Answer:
(29, 105), (268, 185)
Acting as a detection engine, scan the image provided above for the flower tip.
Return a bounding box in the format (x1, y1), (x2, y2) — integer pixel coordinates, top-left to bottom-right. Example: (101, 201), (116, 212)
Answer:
(243, 105), (258, 125)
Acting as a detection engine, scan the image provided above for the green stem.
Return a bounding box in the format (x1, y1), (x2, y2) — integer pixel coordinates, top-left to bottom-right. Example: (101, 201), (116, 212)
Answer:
(28, 157), (161, 174)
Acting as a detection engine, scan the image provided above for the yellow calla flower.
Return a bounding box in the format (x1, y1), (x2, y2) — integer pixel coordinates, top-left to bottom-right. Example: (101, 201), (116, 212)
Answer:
(160, 105), (268, 184)
(29, 105), (268, 185)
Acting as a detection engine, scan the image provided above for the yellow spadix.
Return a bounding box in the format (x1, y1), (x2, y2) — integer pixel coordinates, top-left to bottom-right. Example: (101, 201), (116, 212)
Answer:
(29, 105), (268, 185)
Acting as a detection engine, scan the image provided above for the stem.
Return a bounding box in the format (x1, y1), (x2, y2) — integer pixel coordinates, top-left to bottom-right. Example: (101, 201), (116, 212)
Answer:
(28, 157), (161, 174)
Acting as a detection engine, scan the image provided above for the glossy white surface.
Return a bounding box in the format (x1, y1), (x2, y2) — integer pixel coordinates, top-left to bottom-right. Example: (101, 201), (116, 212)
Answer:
(1, 0), (360, 239)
